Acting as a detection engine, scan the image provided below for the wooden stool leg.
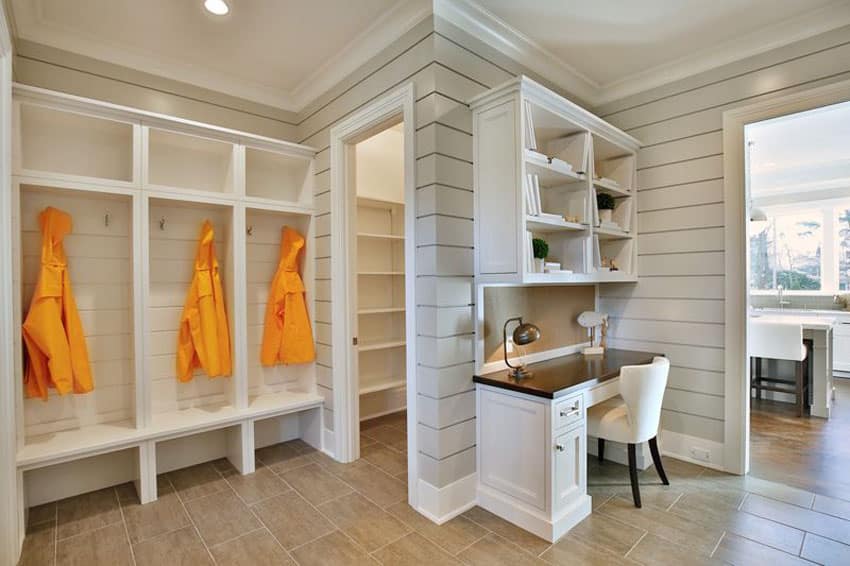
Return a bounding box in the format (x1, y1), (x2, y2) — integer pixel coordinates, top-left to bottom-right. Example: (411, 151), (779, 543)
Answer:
(598, 438), (605, 463)
(628, 443), (641, 508)
(648, 436), (669, 485)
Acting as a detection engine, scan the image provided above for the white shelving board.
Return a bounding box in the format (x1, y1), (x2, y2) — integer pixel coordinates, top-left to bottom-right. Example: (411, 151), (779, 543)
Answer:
(10, 84), (322, 507)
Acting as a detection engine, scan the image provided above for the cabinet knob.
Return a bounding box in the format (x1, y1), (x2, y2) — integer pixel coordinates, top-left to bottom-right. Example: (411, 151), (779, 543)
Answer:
(555, 444), (565, 452)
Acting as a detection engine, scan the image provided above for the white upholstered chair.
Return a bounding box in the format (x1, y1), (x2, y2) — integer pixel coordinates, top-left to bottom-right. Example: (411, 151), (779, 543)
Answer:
(587, 356), (670, 508)
(749, 319), (809, 416)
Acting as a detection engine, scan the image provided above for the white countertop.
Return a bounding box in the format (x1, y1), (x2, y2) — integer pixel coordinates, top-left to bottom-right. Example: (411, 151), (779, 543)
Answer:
(750, 312), (836, 330)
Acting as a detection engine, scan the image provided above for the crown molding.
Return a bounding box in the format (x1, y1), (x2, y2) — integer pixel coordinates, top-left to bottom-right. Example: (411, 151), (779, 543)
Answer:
(594, 0), (850, 105)
(433, 0), (599, 102)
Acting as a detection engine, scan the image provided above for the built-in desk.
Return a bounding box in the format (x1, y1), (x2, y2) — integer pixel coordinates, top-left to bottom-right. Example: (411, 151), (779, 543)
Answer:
(473, 349), (660, 542)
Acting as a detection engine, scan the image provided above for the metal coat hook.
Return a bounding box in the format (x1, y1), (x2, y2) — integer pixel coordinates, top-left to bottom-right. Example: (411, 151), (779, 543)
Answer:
(246, 225), (254, 236)
(159, 217), (166, 231)
(104, 210), (110, 227)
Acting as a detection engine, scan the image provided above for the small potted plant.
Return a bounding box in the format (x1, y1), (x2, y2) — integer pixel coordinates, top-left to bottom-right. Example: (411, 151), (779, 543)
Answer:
(532, 237), (548, 273)
(596, 192), (616, 224)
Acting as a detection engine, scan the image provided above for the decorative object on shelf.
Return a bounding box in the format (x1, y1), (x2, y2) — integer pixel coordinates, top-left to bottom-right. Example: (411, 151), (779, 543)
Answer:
(577, 311), (608, 356)
(177, 220), (232, 382)
(22, 207), (94, 400)
(596, 192), (616, 224)
(261, 227), (316, 365)
(544, 261), (561, 273)
(834, 294), (850, 311)
(503, 316), (541, 380)
(532, 237), (549, 273)
(564, 214), (580, 224)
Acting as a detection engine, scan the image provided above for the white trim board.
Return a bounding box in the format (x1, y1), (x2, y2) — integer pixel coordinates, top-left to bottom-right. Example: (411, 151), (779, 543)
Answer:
(416, 473), (477, 524)
(329, 83), (418, 505)
(722, 78), (850, 475)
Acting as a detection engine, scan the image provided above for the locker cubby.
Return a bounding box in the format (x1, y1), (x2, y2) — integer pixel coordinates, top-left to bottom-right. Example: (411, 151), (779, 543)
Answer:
(147, 128), (235, 194)
(245, 146), (312, 205)
(245, 207), (314, 405)
(592, 134), (635, 194)
(155, 424), (247, 476)
(529, 230), (589, 275)
(15, 102), (135, 183)
(17, 183), (137, 444)
(147, 197), (236, 418)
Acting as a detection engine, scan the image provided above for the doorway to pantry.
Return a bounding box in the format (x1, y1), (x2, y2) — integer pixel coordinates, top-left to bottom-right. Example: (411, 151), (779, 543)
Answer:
(329, 85), (416, 502)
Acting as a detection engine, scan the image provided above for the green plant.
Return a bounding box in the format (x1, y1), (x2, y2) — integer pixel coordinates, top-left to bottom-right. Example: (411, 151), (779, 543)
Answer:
(532, 238), (549, 260)
(596, 192), (616, 211)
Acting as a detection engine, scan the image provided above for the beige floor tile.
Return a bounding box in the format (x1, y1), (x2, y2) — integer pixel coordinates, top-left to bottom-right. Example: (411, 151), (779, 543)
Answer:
(223, 466), (290, 505)
(457, 533), (545, 565)
(702, 470), (816, 508)
(362, 425), (406, 449)
(541, 534), (635, 565)
(256, 442), (314, 474)
(627, 532), (722, 566)
(252, 490), (335, 550)
(372, 532), (460, 565)
(387, 501), (488, 555)
(56, 487), (122, 540)
(132, 525), (213, 566)
(18, 522), (55, 566)
(722, 508), (805, 555)
(290, 531), (376, 566)
(361, 443), (407, 476)
(55, 522), (132, 566)
(119, 488), (191, 544)
(318, 492), (410, 551)
(281, 462), (353, 505)
(360, 434), (378, 448)
(166, 462), (228, 502)
(642, 457), (705, 481)
(812, 493), (850, 521)
(27, 503), (56, 527)
(361, 411), (406, 431)
(286, 439), (319, 454)
(184, 488), (261, 547)
(712, 532), (812, 565)
(310, 450), (361, 475)
(597, 496), (723, 555)
(801, 532), (850, 565)
(211, 458), (238, 474)
(209, 528), (293, 565)
(462, 507), (551, 556)
(742, 493), (850, 545)
(566, 512), (645, 556)
(332, 460), (407, 508)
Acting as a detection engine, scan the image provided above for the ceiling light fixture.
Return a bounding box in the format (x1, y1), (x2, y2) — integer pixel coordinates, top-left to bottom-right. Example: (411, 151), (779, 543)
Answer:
(204, 0), (229, 16)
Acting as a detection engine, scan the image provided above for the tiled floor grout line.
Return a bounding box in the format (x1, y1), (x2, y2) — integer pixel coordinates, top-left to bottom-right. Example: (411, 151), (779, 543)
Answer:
(451, 531), (491, 557)
(709, 530), (726, 558)
(114, 486), (138, 566)
(164, 473), (218, 565)
(623, 530), (648, 559)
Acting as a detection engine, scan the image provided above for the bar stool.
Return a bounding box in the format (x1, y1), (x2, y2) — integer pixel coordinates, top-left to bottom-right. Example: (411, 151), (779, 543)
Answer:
(587, 356), (670, 508)
(749, 319), (811, 417)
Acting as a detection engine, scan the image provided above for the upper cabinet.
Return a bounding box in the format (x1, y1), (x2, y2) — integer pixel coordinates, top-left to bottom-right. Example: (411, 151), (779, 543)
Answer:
(469, 76), (640, 285)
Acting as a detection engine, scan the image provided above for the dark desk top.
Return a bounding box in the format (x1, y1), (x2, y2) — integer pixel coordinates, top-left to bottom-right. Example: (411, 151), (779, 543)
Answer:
(473, 349), (662, 399)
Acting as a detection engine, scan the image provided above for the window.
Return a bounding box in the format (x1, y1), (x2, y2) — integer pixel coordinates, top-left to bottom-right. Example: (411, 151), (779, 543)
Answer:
(750, 202), (850, 293)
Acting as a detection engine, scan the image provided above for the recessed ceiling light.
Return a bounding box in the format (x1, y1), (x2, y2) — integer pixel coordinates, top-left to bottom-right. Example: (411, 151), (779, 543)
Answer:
(204, 0), (229, 16)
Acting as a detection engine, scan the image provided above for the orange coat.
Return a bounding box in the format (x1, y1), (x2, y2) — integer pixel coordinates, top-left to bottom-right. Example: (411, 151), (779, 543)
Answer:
(177, 220), (232, 382)
(261, 227), (316, 365)
(22, 207), (94, 400)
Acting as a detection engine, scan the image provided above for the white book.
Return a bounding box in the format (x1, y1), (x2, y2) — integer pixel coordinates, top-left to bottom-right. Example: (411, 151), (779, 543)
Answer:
(592, 235), (602, 268)
(612, 198), (633, 232)
(532, 174), (542, 216)
(526, 231), (534, 273)
(524, 173), (536, 215)
(524, 101), (537, 151)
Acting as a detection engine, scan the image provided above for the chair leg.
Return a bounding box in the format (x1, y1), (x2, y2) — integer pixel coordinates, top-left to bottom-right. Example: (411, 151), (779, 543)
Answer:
(648, 436), (669, 485)
(628, 443), (641, 508)
(598, 438), (605, 463)
(756, 357), (763, 400)
(796, 359), (804, 417)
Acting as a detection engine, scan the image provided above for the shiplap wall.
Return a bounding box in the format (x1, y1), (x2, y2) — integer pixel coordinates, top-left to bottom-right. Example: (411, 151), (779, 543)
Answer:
(595, 25), (850, 446)
(20, 187), (134, 437)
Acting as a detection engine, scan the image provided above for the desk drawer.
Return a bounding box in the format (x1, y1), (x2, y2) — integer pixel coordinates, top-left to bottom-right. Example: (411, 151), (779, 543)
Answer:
(554, 394), (583, 430)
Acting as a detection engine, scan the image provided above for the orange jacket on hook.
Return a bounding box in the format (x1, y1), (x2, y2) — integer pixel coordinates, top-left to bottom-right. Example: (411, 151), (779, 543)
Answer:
(177, 220), (232, 382)
(261, 227), (316, 365)
(22, 207), (94, 400)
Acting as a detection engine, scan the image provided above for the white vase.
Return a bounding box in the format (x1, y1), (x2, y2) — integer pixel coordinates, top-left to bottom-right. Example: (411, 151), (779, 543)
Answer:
(600, 209), (613, 223)
(533, 258), (545, 273)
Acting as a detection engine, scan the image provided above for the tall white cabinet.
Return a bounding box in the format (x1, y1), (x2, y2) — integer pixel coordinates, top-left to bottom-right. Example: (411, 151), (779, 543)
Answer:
(10, 85), (322, 512)
(470, 76), (641, 285)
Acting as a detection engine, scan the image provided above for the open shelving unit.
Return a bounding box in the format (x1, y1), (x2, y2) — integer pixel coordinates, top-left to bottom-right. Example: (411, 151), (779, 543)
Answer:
(10, 84), (322, 511)
(470, 76), (640, 284)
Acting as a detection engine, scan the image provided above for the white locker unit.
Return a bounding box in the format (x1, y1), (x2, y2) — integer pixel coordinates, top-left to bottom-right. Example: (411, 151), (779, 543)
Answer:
(10, 84), (323, 512)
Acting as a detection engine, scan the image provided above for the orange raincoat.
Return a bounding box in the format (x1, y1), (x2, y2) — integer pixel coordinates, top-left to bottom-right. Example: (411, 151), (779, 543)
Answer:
(22, 207), (94, 400)
(177, 220), (232, 382)
(261, 227), (316, 365)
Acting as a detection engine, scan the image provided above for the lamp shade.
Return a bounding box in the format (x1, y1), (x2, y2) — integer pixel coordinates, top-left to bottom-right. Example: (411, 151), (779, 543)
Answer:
(513, 322), (540, 346)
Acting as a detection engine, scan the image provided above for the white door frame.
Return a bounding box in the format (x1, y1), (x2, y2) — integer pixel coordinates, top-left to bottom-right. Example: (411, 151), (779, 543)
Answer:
(723, 78), (850, 475)
(0, 1), (20, 562)
(329, 84), (418, 501)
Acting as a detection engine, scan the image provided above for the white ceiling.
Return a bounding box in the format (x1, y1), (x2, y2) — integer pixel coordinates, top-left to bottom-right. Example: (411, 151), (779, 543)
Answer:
(8, 0), (850, 112)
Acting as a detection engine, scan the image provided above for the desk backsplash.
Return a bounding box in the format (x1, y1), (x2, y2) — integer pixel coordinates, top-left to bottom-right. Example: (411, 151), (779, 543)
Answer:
(483, 285), (595, 364)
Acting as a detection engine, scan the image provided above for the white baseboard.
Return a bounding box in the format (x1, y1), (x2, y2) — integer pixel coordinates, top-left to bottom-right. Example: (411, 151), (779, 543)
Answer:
(586, 436), (652, 470)
(659, 429), (726, 472)
(416, 473), (477, 524)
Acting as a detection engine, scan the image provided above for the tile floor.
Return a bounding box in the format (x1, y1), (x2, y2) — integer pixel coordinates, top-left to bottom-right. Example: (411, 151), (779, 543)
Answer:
(18, 410), (850, 565)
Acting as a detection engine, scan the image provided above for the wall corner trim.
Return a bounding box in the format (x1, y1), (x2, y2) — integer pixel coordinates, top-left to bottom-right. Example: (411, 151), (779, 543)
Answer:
(416, 472), (478, 524)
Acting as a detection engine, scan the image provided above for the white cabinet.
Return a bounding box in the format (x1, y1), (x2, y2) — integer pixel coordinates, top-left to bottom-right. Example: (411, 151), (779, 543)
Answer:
(833, 321), (850, 372)
(553, 424), (585, 513)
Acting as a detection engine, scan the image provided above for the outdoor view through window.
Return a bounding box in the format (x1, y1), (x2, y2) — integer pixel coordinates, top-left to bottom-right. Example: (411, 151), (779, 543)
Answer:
(748, 100), (850, 292)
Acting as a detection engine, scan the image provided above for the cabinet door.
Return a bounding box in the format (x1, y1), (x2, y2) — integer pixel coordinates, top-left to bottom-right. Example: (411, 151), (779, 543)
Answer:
(553, 425), (586, 513)
(834, 323), (850, 371)
(479, 389), (547, 510)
